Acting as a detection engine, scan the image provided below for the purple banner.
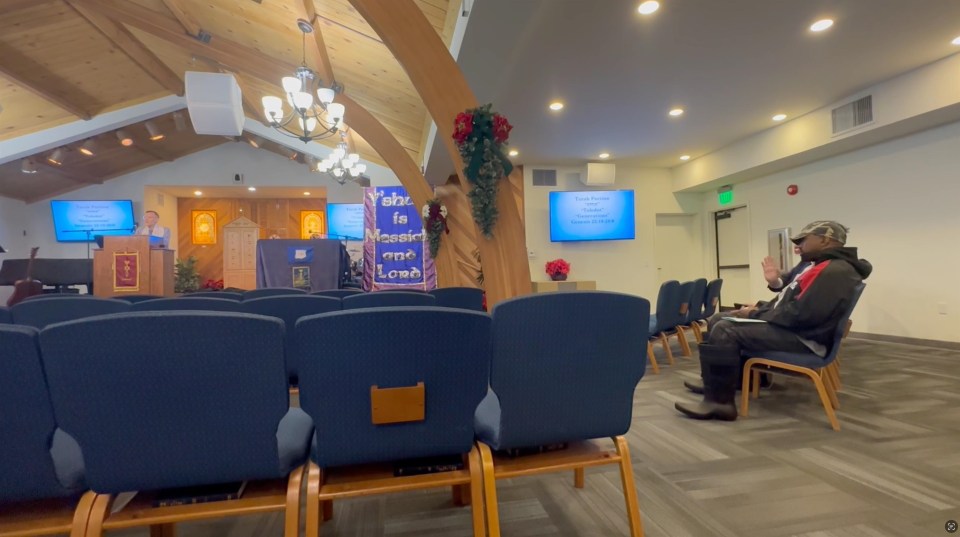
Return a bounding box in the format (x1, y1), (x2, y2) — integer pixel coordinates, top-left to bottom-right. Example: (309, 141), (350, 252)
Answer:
(363, 186), (436, 291)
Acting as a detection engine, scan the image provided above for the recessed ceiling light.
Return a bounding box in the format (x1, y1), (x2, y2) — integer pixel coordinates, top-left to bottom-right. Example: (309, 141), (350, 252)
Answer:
(46, 148), (64, 166)
(598, 152), (610, 159)
(809, 19), (833, 32)
(247, 186), (257, 192)
(637, 1), (659, 15)
(20, 159), (37, 174)
(772, 113), (787, 121)
(952, 36), (960, 45)
(78, 139), (96, 156)
(116, 130), (133, 146)
(679, 155), (690, 161)
(508, 149), (519, 157)
(303, 191), (311, 196)
(194, 190), (202, 196)
(668, 108), (684, 117)
(145, 121), (164, 141)
(549, 101), (564, 111)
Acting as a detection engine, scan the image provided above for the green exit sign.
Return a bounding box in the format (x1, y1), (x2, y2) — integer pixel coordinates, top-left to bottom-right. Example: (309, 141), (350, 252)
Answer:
(718, 189), (733, 205)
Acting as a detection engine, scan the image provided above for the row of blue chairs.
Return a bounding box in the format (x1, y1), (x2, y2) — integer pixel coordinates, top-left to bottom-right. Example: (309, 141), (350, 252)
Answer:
(647, 278), (722, 372)
(0, 292), (648, 537)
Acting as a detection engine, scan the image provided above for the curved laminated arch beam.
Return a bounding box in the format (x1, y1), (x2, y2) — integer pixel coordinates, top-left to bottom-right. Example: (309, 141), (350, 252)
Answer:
(347, 0), (532, 306)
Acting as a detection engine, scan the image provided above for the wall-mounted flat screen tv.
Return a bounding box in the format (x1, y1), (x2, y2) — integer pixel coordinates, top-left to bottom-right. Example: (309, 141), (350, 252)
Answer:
(327, 203), (365, 240)
(50, 200), (136, 242)
(549, 190), (636, 242)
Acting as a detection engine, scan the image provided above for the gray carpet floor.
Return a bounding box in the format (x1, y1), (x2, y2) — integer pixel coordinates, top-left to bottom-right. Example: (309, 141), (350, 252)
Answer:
(110, 337), (960, 536)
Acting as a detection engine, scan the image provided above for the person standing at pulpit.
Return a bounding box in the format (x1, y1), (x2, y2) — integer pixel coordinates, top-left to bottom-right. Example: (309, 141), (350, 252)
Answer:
(136, 210), (171, 248)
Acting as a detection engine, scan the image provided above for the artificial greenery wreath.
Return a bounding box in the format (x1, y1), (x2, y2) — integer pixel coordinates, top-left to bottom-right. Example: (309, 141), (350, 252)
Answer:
(452, 103), (514, 237)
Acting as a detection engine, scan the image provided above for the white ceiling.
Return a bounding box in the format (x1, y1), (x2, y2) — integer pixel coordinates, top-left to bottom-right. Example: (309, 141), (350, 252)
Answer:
(425, 0), (960, 178)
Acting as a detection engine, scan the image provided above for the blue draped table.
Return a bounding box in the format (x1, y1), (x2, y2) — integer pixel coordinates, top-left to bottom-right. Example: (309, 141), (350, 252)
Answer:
(255, 239), (346, 291)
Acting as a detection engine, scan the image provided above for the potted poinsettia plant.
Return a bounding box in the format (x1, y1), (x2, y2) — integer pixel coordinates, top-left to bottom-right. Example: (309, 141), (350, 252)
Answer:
(545, 259), (570, 281)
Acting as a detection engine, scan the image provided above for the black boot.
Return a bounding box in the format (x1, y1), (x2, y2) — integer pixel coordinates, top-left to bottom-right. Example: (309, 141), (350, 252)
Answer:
(676, 344), (739, 421)
(683, 378), (705, 394)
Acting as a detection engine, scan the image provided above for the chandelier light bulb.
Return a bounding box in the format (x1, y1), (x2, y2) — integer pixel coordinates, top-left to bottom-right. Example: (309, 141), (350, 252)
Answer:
(348, 153), (360, 163)
(292, 91), (313, 110)
(349, 167), (360, 177)
(326, 103), (345, 122)
(332, 168), (344, 177)
(316, 88), (335, 105)
(281, 76), (302, 93)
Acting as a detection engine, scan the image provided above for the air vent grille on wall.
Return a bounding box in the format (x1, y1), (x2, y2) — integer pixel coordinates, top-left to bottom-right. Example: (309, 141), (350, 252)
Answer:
(831, 95), (873, 135)
(532, 169), (557, 186)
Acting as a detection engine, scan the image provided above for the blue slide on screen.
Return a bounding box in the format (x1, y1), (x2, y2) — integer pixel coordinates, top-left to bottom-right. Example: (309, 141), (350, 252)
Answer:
(549, 190), (635, 242)
(327, 203), (365, 240)
(50, 200), (136, 242)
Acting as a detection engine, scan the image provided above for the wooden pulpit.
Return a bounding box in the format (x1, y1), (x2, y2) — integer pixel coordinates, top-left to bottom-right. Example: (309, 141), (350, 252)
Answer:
(93, 236), (175, 298)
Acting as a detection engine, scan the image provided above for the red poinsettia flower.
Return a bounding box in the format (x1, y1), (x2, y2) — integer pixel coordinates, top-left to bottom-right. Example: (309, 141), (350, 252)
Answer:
(492, 114), (513, 144)
(453, 112), (474, 145)
(544, 259), (570, 276)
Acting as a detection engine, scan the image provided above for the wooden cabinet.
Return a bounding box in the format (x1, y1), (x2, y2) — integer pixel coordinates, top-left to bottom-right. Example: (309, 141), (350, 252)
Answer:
(222, 217), (260, 290)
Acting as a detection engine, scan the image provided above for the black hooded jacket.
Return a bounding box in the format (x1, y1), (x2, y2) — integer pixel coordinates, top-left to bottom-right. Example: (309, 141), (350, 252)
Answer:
(750, 247), (872, 346)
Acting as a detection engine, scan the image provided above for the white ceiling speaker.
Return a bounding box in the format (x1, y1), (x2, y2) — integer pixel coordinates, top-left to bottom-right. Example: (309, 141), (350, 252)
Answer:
(583, 162), (616, 186)
(184, 72), (244, 136)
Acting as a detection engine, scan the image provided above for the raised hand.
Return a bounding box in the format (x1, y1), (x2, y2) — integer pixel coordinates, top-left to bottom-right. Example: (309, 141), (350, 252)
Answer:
(761, 256), (781, 285)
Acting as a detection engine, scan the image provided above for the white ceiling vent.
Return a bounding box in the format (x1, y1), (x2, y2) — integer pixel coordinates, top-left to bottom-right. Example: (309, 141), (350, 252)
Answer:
(831, 95), (873, 136)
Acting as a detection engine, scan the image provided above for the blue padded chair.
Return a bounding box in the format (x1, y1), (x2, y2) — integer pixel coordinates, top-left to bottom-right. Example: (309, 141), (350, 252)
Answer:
(242, 287), (307, 301)
(113, 294), (162, 303)
(0, 325), (87, 535)
(669, 280), (696, 357)
(21, 293), (89, 301)
(39, 312), (313, 537)
(647, 280), (680, 368)
(182, 291), (243, 300)
(740, 283), (866, 431)
(131, 297), (243, 312)
(0, 306), (10, 324)
(474, 292), (648, 537)
(311, 289), (363, 298)
(341, 291), (435, 309)
(296, 307), (491, 536)
(240, 295), (342, 384)
(701, 278), (723, 318)
(685, 278), (708, 342)
(10, 296), (130, 329)
(429, 287), (484, 311)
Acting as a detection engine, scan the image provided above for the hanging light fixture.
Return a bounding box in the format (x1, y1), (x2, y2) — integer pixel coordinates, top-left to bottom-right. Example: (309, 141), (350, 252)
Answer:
(47, 148), (64, 166)
(316, 136), (366, 185)
(145, 121), (165, 141)
(78, 139), (97, 156)
(262, 19), (345, 143)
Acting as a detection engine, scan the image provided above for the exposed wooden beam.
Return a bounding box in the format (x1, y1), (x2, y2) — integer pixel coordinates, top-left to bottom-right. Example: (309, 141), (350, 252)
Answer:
(297, 0), (336, 83)
(35, 160), (103, 184)
(66, 0), (184, 96)
(0, 42), (95, 120)
(132, 142), (175, 162)
(160, 0), (203, 37)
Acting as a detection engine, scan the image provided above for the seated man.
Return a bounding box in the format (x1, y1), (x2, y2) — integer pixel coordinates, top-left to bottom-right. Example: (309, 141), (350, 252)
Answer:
(676, 221), (872, 421)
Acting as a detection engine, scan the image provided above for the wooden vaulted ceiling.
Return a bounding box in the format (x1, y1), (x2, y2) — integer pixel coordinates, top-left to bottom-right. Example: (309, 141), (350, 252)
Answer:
(0, 0), (457, 201)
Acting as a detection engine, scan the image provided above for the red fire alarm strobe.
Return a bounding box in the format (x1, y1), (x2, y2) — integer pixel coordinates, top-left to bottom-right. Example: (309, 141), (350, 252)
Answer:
(787, 184), (798, 196)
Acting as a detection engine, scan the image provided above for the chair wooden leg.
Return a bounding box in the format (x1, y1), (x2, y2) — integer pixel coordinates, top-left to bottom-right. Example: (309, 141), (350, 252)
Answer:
(658, 333), (674, 365)
(452, 484), (471, 506)
(826, 362), (841, 393)
(467, 445), (486, 537)
(691, 322), (703, 343)
(574, 467), (585, 489)
(70, 491), (98, 537)
(284, 464), (306, 537)
(613, 436), (644, 537)
(305, 462), (322, 537)
(740, 362), (753, 417)
(150, 524), (176, 537)
(477, 442), (501, 537)
(676, 328), (692, 357)
(804, 370), (841, 431)
(82, 494), (114, 537)
(646, 342), (660, 374)
(821, 369), (840, 410)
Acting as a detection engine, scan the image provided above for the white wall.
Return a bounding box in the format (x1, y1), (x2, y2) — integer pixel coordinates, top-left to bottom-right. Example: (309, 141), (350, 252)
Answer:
(17, 142), (400, 260)
(700, 119), (960, 342)
(0, 195), (28, 303)
(524, 165), (705, 301)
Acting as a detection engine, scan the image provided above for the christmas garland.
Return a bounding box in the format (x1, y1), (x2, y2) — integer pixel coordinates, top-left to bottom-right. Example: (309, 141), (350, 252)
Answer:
(422, 198), (448, 259)
(452, 103), (514, 237)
